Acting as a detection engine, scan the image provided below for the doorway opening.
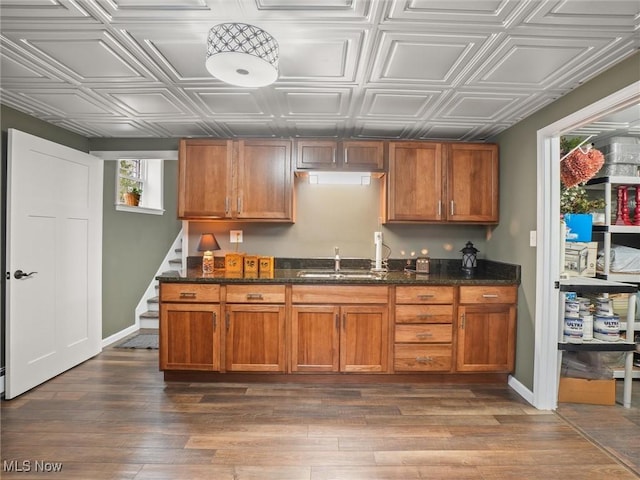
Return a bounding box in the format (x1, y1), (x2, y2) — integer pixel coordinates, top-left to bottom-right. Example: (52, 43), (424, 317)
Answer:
(533, 81), (640, 410)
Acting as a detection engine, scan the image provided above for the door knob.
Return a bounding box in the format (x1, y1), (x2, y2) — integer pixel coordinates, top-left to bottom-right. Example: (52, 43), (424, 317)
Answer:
(14, 270), (37, 279)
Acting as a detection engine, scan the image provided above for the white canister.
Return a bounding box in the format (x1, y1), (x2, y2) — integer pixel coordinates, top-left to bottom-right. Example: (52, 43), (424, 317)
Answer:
(565, 301), (580, 314)
(594, 314), (620, 341)
(564, 318), (583, 344)
(581, 314), (594, 341)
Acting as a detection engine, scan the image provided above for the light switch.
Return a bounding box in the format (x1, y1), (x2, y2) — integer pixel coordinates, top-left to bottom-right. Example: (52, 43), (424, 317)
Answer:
(530, 230), (537, 247)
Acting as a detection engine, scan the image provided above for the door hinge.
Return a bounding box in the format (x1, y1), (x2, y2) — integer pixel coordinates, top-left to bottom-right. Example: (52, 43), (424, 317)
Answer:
(554, 281), (560, 289)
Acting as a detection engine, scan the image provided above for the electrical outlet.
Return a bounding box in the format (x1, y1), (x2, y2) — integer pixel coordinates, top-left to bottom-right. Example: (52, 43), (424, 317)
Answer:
(530, 230), (537, 247)
(230, 230), (243, 243)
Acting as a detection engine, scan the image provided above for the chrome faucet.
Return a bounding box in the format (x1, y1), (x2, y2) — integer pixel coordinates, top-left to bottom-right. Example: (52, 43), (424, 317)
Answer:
(334, 246), (340, 272)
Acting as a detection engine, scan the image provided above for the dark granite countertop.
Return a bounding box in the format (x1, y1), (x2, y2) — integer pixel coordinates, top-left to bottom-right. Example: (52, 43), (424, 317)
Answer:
(158, 258), (520, 286)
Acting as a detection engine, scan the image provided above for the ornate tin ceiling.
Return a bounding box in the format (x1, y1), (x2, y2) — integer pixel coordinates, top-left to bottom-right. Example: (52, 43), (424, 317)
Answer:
(0, 0), (638, 140)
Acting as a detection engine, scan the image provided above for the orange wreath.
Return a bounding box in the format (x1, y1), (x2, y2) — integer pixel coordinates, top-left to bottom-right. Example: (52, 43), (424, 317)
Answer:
(560, 146), (605, 188)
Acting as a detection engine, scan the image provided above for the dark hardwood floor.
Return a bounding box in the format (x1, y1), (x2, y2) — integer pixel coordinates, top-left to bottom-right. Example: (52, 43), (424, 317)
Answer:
(1, 345), (638, 479)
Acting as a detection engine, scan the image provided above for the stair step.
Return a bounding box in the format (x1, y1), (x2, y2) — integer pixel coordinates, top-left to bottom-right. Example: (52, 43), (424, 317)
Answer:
(140, 310), (159, 319)
(161, 270), (181, 276)
(148, 296), (159, 304)
(169, 258), (182, 265)
(175, 247), (182, 253)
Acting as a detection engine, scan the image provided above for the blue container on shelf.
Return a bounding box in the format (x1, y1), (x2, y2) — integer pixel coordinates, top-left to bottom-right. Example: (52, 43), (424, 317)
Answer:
(564, 213), (593, 242)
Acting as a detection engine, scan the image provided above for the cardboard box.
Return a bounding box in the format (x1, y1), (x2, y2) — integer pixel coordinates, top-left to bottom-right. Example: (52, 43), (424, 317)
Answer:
(558, 377), (615, 405)
(563, 241), (597, 277)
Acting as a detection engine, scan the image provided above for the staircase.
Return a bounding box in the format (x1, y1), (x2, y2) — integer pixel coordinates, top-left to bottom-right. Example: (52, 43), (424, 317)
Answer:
(136, 230), (184, 329)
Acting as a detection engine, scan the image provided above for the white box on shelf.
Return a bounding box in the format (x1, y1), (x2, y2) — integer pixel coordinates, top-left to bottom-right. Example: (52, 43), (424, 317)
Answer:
(564, 241), (597, 277)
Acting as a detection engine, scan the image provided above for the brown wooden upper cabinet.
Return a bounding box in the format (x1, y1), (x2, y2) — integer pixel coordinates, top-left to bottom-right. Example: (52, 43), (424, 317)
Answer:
(384, 142), (498, 224)
(178, 138), (294, 221)
(295, 139), (385, 171)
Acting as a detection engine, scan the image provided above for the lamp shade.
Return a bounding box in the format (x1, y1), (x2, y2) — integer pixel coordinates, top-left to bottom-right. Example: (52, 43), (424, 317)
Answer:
(206, 23), (279, 87)
(197, 233), (220, 252)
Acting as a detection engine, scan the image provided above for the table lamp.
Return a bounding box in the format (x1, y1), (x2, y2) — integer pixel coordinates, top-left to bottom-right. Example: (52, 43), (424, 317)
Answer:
(197, 233), (220, 274)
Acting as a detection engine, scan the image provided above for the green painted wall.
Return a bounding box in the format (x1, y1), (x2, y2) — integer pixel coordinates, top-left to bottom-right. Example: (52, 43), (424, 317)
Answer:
(99, 157), (181, 338)
(487, 52), (640, 391)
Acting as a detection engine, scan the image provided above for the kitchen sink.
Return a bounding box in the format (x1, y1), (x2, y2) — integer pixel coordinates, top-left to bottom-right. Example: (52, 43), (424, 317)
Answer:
(296, 269), (384, 280)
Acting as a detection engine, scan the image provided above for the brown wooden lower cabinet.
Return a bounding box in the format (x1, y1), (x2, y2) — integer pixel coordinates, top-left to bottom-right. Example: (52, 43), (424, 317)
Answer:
(224, 304), (286, 372)
(159, 303), (221, 371)
(456, 286), (517, 373)
(159, 282), (517, 378)
(291, 304), (389, 373)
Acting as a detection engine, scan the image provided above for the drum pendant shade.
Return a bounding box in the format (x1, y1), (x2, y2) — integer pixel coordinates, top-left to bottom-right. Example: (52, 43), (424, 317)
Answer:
(206, 23), (279, 87)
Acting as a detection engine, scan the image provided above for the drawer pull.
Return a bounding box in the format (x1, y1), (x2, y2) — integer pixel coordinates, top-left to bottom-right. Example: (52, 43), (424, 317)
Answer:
(416, 332), (433, 338)
(416, 314), (432, 319)
(482, 294), (499, 299)
(246, 293), (264, 300)
(416, 356), (433, 364)
(417, 294), (434, 300)
(179, 292), (197, 298)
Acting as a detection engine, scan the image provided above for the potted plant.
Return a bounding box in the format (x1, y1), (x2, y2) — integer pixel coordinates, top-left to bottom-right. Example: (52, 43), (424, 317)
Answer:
(561, 183), (604, 242)
(123, 186), (142, 206)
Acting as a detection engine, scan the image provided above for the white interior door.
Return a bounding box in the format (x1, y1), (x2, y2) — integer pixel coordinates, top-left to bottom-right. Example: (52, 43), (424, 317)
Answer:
(5, 129), (103, 399)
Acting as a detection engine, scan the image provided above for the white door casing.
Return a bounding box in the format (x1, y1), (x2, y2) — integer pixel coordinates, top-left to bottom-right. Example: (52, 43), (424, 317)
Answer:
(6, 129), (103, 399)
(534, 82), (640, 410)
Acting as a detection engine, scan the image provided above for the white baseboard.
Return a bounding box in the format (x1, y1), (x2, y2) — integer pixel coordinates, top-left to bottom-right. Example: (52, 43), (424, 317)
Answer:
(102, 324), (139, 348)
(508, 374), (535, 407)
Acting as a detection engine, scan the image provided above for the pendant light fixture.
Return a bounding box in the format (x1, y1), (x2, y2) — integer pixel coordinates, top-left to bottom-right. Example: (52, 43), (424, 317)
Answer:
(205, 23), (279, 87)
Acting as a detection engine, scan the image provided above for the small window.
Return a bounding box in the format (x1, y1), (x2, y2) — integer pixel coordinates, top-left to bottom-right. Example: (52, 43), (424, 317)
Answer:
(118, 159), (144, 205)
(116, 158), (164, 215)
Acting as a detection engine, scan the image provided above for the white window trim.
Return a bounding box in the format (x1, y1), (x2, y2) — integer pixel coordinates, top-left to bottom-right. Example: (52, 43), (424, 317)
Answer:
(91, 150), (177, 216)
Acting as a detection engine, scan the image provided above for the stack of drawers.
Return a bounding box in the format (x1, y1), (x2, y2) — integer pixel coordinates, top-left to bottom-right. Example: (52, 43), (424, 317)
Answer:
(393, 286), (455, 372)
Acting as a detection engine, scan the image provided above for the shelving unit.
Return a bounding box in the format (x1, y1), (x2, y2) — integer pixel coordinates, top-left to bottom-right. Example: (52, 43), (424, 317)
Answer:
(558, 277), (637, 408)
(585, 176), (640, 283)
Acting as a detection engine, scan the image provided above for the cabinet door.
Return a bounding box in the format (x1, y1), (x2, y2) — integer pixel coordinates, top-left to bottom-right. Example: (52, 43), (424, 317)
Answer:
(386, 142), (443, 222)
(225, 304), (286, 372)
(178, 139), (233, 219)
(295, 140), (338, 169)
(341, 141), (385, 171)
(456, 304), (516, 372)
(236, 139), (293, 220)
(160, 303), (221, 371)
(446, 143), (498, 223)
(340, 305), (389, 373)
(291, 305), (340, 373)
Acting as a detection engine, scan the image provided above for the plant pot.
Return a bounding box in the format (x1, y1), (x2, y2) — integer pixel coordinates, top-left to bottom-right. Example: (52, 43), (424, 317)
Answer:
(123, 193), (140, 206)
(564, 213), (592, 242)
